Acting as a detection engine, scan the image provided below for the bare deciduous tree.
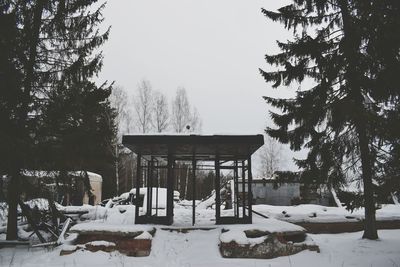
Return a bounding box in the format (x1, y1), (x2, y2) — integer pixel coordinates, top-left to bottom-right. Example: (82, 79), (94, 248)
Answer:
(189, 107), (202, 133)
(258, 135), (284, 178)
(172, 87), (191, 133)
(171, 87), (202, 133)
(153, 91), (169, 133)
(109, 85), (132, 139)
(133, 79), (153, 133)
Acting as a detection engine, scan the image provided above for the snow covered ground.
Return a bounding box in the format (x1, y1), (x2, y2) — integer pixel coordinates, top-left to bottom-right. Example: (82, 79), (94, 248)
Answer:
(172, 203), (400, 226)
(1, 200), (400, 266)
(2, 197), (399, 228)
(1, 229), (400, 266)
(252, 204), (400, 223)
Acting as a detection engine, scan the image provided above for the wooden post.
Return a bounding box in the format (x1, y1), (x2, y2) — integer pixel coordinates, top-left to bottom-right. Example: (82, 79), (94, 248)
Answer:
(192, 155), (196, 226)
(155, 161), (159, 217)
(115, 144), (119, 195)
(234, 160), (239, 218)
(147, 157), (154, 217)
(135, 153), (141, 223)
(166, 153), (175, 225)
(215, 156), (221, 224)
(247, 156), (253, 223)
(242, 160), (246, 218)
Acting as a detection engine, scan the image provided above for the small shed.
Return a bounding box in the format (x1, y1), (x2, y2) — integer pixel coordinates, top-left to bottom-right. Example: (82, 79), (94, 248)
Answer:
(82, 172), (103, 205)
(122, 134), (264, 225)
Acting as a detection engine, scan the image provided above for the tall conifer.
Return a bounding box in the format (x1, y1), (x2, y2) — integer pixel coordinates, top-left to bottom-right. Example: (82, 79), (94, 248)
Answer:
(0, 0), (113, 239)
(261, 0), (399, 239)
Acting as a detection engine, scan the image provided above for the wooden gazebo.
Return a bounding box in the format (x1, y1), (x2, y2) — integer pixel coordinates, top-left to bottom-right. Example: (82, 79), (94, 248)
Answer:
(122, 134), (264, 225)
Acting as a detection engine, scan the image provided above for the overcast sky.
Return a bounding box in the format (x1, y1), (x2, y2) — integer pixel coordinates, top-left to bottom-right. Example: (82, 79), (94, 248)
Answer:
(98, 0), (302, 171)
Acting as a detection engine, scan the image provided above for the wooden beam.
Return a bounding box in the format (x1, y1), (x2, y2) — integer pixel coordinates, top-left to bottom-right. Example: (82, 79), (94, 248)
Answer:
(135, 153), (141, 223)
(219, 166), (239, 170)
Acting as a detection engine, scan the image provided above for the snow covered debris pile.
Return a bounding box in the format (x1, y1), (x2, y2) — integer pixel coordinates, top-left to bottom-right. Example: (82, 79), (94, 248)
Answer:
(59, 244), (85, 256)
(219, 219), (319, 259)
(70, 223), (155, 236)
(69, 222), (155, 256)
(60, 241), (117, 255)
(220, 219), (306, 246)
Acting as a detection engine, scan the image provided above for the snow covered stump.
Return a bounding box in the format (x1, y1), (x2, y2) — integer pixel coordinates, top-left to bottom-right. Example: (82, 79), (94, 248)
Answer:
(219, 219), (319, 259)
(65, 223), (156, 257)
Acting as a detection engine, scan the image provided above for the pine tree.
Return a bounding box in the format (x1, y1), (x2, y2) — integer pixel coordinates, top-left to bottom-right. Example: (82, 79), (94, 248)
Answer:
(260, 0), (399, 239)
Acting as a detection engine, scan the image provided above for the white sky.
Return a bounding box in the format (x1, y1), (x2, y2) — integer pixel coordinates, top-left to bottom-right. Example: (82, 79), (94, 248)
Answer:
(98, 0), (303, 171)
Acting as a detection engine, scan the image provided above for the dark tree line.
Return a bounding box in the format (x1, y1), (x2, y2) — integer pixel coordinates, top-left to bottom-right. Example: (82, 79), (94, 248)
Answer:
(261, 0), (400, 239)
(0, 0), (116, 240)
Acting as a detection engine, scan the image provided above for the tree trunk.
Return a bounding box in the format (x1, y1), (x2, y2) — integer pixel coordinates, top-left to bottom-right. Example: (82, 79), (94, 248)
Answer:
(338, 0), (378, 239)
(357, 123), (378, 239)
(6, 173), (19, 240)
(6, 171), (19, 240)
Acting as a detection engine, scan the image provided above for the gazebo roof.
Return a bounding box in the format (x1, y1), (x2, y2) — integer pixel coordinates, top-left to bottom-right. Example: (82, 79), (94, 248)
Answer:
(122, 134), (264, 161)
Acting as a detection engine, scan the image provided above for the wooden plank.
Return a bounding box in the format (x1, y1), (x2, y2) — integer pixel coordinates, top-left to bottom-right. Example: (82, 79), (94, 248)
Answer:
(31, 218), (72, 248)
(18, 200), (46, 243)
(0, 240), (30, 246)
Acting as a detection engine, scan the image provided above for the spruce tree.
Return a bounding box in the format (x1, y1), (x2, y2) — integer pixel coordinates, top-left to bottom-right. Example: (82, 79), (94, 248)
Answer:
(362, 0), (400, 199)
(260, 0), (399, 239)
(0, 2), (25, 240)
(38, 81), (117, 201)
(0, 0), (112, 240)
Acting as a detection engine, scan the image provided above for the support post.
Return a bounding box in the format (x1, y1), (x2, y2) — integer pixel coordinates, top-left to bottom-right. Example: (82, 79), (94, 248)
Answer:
(155, 161), (159, 217)
(247, 156), (253, 223)
(135, 153), (141, 223)
(242, 160), (246, 218)
(234, 160), (239, 218)
(115, 144), (119, 195)
(147, 157), (154, 217)
(166, 153), (175, 225)
(192, 155), (196, 226)
(215, 156), (221, 224)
